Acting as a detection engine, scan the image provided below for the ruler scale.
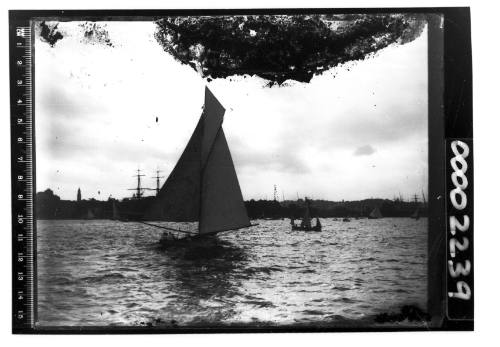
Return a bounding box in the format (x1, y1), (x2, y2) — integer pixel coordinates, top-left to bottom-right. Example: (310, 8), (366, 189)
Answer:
(10, 21), (36, 332)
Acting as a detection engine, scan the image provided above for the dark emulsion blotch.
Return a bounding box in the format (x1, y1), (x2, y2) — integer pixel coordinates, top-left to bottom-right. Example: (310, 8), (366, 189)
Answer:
(154, 14), (426, 85)
(39, 21), (64, 47)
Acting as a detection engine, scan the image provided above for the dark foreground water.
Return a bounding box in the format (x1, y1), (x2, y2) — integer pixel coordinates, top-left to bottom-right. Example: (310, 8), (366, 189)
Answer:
(37, 218), (427, 328)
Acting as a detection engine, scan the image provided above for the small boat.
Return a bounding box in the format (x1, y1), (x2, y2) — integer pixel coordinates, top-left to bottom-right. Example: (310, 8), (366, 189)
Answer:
(86, 208), (95, 220)
(411, 207), (420, 220)
(368, 207), (383, 219)
(111, 201), (120, 220)
(127, 87), (252, 245)
(342, 217), (351, 222)
(291, 223), (322, 232)
(159, 230), (219, 248)
(290, 198), (321, 232)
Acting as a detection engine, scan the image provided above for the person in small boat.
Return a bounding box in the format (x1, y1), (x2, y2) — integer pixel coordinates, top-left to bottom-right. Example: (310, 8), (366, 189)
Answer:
(290, 217), (295, 227)
(315, 218), (321, 229)
(301, 217), (312, 230)
(160, 231), (177, 242)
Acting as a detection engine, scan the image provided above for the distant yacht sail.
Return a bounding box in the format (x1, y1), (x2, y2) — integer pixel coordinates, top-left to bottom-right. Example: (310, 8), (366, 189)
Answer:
(302, 200), (312, 229)
(112, 201), (120, 220)
(368, 206), (383, 219)
(86, 208), (95, 219)
(411, 207), (420, 220)
(143, 87), (251, 235)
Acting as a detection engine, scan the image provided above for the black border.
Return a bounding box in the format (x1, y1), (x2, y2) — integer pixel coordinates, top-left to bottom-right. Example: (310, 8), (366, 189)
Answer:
(10, 7), (473, 333)
(427, 13), (446, 328)
(10, 14), (37, 334)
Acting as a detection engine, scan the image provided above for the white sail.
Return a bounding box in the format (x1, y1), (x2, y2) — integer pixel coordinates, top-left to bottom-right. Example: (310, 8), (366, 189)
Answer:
(143, 87), (250, 235)
(369, 207), (383, 219)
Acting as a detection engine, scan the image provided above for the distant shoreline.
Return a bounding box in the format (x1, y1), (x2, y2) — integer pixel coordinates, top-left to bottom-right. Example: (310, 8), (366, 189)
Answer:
(36, 189), (427, 220)
(35, 216), (428, 221)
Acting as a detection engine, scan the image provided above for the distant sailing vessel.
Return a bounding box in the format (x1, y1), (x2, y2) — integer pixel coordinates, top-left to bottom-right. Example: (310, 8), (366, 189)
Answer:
(111, 201), (120, 220)
(291, 198), (321, 232)
(411, 190), (426, 220)
(125, 87), (252, 244)
(86, 208), (95, 220)
(411, 207), (420, 220)
(368, 206), (383, 219)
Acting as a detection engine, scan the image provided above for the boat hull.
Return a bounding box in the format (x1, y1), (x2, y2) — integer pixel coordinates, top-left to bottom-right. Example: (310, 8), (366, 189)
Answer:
(291, 225), (321, 232)
(158, 232), (218, 248)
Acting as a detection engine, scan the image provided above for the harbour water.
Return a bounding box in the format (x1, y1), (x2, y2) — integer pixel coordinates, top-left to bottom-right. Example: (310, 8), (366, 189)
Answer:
(37, 218), (427, 328)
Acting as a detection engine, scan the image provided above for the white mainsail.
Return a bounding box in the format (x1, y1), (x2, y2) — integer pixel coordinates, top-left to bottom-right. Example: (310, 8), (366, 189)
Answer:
(369, 207), (383, 219)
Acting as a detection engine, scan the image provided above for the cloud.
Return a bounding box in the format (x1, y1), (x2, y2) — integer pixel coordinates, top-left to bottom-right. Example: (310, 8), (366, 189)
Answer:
(354, 145), (376, 156)
(230, 136), (311, 174)
(39, 84), (106, 120)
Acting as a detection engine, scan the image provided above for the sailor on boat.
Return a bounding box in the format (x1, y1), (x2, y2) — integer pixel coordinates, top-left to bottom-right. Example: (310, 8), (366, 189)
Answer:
(160, 231), (177, 242)
(291, 198), (322, 232)
(300, 215), (312, 229)
(315, 217), (321, 229)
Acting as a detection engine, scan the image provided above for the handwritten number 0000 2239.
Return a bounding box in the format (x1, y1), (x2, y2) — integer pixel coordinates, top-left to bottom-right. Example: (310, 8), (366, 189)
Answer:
(448, 140), (471, 301)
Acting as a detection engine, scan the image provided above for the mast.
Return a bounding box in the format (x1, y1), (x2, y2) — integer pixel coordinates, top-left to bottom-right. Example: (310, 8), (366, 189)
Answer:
(413, 193), (419, 205)
(128, 168), (145, 199)
(303, 198), (312, 228)
(152, 169), (165, 195)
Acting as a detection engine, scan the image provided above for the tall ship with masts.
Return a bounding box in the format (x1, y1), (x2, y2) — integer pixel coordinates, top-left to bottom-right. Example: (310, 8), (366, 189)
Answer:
(410, 190), (427, 220)
(117, 87), (251, 244)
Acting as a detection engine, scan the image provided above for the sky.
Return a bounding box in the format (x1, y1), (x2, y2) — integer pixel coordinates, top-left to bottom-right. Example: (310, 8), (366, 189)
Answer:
(35, 20), (428, 202)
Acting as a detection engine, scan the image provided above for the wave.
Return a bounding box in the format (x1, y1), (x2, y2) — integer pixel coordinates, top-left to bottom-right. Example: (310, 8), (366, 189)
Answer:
(332, 285), (352, 292)
(302, 309), (325, 316)
(243, 300), (276, 308)
(80, 272), (127, 284)
(243, 266), (283, 276)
